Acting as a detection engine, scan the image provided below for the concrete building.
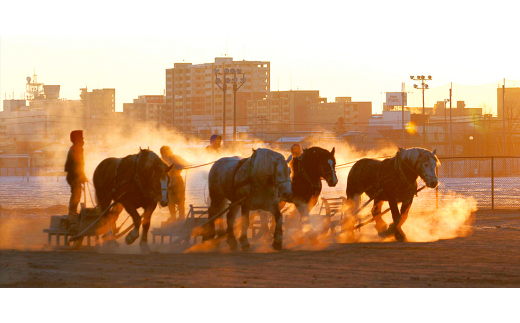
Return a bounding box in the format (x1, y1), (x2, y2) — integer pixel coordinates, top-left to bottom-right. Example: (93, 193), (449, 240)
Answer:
(123, 95), (172, 128)
(497, 87), (520, 121)
(306, 97), (372, 133)
(80, 88), (115, 127)
(166, 57), (270, 133)
(247, 91), (322, 134)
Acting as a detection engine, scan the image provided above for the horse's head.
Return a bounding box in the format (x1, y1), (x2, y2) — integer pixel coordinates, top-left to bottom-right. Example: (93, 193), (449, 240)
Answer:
(140, 150), (174, 206)
(274, 153), (293, 200)
(307, 147), (339, 187)
(252, 148), (292, 200)
(400, 148), (440, 188)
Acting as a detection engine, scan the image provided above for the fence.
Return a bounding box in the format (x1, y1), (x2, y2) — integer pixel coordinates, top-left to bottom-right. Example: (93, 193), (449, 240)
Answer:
(436, 156), (520, 209)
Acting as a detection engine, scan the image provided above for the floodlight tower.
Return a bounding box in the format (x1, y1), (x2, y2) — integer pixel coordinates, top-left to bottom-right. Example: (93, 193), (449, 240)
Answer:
(231, 69), (246, 142)
(214, 68), (230, 143)
(410, 75), (432, 146)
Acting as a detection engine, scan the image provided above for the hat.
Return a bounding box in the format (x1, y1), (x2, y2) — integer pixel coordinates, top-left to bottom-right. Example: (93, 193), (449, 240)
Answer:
(70, 130), (83, 143)
(210, 134), (221, 143)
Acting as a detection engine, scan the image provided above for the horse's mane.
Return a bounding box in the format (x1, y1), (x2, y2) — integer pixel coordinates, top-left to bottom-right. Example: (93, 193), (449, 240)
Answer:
(250, 148), (286, 179)
(138, 149), (166, 169)
(398, 147), (440, 167)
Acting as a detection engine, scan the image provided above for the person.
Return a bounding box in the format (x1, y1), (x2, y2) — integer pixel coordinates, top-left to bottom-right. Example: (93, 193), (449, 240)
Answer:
(160, 146), (188, 221)
(64, 130), (88, 216)
(286, 143), (303, 164)
(205, 134), (222, 153)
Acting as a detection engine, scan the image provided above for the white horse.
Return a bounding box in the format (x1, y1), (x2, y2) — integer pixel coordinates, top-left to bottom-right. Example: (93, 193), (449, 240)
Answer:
(206, 148), (292, 250)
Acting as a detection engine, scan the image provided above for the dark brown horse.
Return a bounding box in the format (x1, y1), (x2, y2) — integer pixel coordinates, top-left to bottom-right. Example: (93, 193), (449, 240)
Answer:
(93, 149), (173, 252)
(346, 147), (439, 241)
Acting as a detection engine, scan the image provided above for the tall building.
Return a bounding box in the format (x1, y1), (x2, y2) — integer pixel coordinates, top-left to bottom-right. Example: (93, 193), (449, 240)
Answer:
(166, 57), (270, 133)
(123, 95), (172, 128)
(80, 88), (115, 119)
(247, 91), (322, 133)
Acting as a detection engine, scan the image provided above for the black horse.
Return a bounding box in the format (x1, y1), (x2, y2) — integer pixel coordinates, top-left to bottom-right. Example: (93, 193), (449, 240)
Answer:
(286, 147), (338, 228)
(346, 147), (439, 241)
(93, 149), (173, 252)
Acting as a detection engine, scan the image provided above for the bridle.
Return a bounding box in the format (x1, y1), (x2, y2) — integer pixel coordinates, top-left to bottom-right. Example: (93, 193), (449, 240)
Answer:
(115, 149), (168, 202)
(298, 149), (335, 189)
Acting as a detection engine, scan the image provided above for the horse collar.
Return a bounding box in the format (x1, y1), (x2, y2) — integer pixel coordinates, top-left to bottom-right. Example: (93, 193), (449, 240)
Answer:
(298, 151), (321, 188)
(396, 153), (419, 188)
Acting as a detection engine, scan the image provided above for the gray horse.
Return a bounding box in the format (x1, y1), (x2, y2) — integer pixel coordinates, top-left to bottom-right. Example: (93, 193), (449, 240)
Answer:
(206, 148), (292, 251)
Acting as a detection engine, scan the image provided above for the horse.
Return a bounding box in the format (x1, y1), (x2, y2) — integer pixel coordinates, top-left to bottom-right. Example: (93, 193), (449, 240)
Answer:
(206, 148), (292, 251)
(285, 147), (339, 230)
(93, 148), (173, 252)
(346, 147), (439, 241)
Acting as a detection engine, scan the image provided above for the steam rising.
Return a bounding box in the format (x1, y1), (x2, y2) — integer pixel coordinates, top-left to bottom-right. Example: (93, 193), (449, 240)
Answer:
(0, 122), (478, 252)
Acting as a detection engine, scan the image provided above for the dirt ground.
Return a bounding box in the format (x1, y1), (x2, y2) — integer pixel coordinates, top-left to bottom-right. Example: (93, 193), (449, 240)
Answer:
(1, 209), (520, 287)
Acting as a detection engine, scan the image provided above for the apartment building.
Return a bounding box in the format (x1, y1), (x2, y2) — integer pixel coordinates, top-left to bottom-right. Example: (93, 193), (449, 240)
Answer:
(166, 57), (270, 133)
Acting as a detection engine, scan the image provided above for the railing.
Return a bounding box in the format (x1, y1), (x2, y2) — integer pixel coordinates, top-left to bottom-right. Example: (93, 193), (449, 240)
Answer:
(435, 156), (520, 209)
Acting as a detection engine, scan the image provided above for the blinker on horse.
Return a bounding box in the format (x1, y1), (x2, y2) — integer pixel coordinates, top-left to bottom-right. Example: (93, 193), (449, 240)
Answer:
(93, 149), (173, 252)
(346, 147), (440, 242)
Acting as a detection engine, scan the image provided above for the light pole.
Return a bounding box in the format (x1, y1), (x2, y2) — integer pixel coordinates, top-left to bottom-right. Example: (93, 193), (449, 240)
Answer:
(231, 69), (246, 142)
(214, 68), (230, 143)
(410, 75), (432, 147)
(443, 98), (450, 155)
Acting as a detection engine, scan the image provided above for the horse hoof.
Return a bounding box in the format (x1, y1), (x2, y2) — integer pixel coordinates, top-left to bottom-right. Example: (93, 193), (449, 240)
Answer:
(125, 230), (139, 245)
(227, 237), (238, 251)
(140, 243), (151, 254)
(395, 231), (406, 242)
(240, 240), (251, 252)
(102, 239), (119, 252)
(272, 241), (282, 251)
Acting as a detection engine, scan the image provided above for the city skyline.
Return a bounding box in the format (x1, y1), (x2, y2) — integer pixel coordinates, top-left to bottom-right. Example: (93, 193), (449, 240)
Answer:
(2, 1), (520, 115)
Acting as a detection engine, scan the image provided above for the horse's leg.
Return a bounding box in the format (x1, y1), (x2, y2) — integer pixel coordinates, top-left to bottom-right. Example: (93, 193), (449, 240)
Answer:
(272, 205), (284, 251)
(226, 204), (239, 250)
(385, 197), (401, 239)
(123, 202), (141, 245)
(371, 200), (388, 235)
(395, 199), (413, 242)
(203, 198), (222, 241)
(139, 203), (157, 253)
(239, 204), (251, 251)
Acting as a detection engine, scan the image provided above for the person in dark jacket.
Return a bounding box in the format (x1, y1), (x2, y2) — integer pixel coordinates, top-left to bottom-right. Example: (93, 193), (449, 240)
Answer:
(205, 134), (222, 153)
(64, 130), (88, 216)
(160, 146), (189, 221)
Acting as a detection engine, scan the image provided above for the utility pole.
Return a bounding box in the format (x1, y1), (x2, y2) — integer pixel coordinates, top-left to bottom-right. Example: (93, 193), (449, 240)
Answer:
(410, 75), (432, 147)
(231, 69), (246, 142)
(214, 68), (229, 143)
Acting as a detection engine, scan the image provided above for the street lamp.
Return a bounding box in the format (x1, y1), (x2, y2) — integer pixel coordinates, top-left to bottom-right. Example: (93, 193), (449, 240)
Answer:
(214, 68), (247, 144)
(410, 75), (432, 147)
(214, 68), (230, 143)
(230, 68), (246, 142)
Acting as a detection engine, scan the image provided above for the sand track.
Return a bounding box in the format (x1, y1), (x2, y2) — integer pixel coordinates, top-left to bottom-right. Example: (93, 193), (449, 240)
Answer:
(1, 210), (519, 287)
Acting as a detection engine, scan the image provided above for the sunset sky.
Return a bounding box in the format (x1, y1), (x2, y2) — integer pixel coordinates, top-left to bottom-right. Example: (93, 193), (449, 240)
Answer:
(1, 1), (519, 115)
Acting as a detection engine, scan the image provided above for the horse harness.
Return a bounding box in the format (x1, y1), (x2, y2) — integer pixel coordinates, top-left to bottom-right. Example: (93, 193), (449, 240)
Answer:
(231, 150), (290, 199)
(296, 149), (333, 192)
(112, 150), (167, 202)
(373, 151), (419, 199)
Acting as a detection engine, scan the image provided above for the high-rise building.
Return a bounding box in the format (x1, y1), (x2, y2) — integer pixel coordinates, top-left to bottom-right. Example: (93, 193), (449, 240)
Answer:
(80, 88), (115, 119)
(166, 57), (270, 133)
